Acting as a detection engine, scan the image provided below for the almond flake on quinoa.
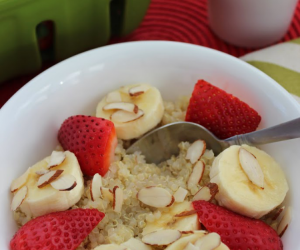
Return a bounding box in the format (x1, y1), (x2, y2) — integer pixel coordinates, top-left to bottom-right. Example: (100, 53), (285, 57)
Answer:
(137, 186), (174, 208)
(186, 140), (206, 164)
(90, 173), (103, 201)
(192, 183), (219, 202)
(101, 187), (114, 201)
(187, 161), (205, 190)
(113, 186), (124, 213)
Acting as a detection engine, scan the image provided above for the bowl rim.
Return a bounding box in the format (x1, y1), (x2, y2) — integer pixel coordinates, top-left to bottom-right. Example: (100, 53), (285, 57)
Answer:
(1, 41), (300, 115)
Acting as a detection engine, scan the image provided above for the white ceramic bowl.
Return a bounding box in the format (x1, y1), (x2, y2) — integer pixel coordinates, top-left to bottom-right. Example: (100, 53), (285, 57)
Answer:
(1, 41), (300, 249)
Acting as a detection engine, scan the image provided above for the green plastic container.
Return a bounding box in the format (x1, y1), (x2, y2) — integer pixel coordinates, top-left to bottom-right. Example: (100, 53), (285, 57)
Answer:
(0, 0), (150, 83)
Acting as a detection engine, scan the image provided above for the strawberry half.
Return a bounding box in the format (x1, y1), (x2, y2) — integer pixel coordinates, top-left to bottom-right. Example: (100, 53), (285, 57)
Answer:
(185, 80), (261, 139)
(58, 115), (117, 176)
(10, 208), (105, 250)
(193, 200), (283, 250)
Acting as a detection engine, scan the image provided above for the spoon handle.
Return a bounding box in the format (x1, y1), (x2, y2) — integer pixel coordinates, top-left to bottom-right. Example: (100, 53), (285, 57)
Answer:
(225, 117), (300, 146)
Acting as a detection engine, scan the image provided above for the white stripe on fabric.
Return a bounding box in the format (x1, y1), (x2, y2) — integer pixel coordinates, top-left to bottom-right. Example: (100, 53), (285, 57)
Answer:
(240, 43), (300, 73)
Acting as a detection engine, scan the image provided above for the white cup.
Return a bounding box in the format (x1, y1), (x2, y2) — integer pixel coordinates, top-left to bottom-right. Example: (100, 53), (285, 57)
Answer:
(208, 0), (299, 48)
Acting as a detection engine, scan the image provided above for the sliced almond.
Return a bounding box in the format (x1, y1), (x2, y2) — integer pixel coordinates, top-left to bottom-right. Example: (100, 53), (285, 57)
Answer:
(272, 206), (285, 221)
(174, 187), (188, 202)
(186, 140), (206, 164)
(239, 148), (264, 189)
(106, 91), (122, 103)
(187, 161), (205, 190)
(90, 173), (103, 201)
(277, 206), (292, 237)
(35, 169), (50, 176)
(10, 168), (31, 192)
(11, 186), (28, 211)
(175, 210), (197, 218)
(103, 102), (138, 114)
(181, 231), (195, 234)
(111, 109), (144, 123)
(192, 183), (219, 202)
(121, 237), (153, 250)
(128, 85), (150, 97)
(183, 243), (199, 250)
(129, 85), (150, 97)
(50, 174), (77, 191)
(194, 232), (221, 250)
(137, 186), (175, 208)
(47, 151), (66, 169)
(101, 187), (114, 201)
(142, 230), (182, 246)
(113, 186), (124, 213)
(37, 169), (64, 188)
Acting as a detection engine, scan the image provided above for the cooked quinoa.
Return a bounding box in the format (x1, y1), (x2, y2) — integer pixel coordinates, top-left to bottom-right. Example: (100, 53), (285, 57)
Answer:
(162, 96), (190, 125)
(13, 96), (281, 250)
(74, 140), (214, 250)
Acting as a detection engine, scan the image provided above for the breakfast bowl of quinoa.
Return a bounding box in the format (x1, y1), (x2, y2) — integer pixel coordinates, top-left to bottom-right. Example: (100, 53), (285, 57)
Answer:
(1, 41), (300, 250)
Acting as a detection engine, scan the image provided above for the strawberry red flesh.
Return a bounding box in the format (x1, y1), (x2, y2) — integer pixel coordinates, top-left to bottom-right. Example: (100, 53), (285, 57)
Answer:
(185, 80), (261, 139)
(10, 208), (105, 250)
(58, 115), (117, 176)
(193, 200), (283, 250)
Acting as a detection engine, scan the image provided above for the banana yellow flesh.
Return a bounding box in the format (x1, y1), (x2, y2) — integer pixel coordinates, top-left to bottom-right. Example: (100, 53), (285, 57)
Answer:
(142, 201), (199, 236)
(18, 151), (84, 217)
(210, 145), (289, 219)
(96, 84), (164, 140)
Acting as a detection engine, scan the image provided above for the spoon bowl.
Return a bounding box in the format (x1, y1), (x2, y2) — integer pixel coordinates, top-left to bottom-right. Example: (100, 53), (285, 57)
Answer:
(127, 118), (300, 164)
(126, 122), (228, 164)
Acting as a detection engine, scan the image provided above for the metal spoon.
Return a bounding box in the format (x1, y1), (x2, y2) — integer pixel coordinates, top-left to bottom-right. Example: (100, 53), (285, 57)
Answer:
(126, 118), (300, 164)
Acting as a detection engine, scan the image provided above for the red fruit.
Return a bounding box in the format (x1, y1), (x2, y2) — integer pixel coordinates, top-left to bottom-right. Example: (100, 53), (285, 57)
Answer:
(10, 208), (105, 250)
(185, 80), (261, 139)
(192, 200), (283, 250)
(58, 115), (117, 176)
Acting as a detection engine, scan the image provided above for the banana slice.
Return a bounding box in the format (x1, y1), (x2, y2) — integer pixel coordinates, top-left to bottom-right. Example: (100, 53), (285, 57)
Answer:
(96, 84), (164, 140)
(142, 201), (200, 235)
(11, 151), (84, 217)
(165, 231), (229, 250)
(210, 145), (289, 219)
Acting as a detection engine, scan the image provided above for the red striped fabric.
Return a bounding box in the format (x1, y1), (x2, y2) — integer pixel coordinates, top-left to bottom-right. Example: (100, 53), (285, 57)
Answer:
(111, 0), (300, 57)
